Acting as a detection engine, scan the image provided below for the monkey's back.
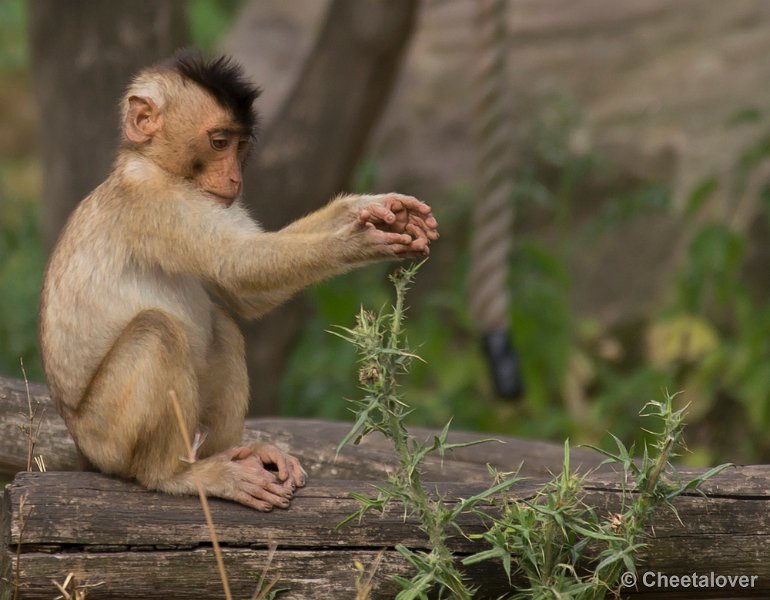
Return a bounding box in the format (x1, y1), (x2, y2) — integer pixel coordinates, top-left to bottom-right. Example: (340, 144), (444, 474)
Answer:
(39, 180), (214, 415)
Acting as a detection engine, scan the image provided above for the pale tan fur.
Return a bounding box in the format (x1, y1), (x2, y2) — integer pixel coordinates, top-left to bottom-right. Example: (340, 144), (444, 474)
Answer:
(39, 62), (438, 511)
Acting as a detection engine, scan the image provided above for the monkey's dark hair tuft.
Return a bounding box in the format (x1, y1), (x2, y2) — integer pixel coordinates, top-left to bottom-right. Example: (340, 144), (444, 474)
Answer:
(172, 49), (260, 136)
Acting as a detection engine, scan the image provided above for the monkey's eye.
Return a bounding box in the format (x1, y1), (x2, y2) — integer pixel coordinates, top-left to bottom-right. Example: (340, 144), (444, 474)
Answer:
(210, 137), (229, 151)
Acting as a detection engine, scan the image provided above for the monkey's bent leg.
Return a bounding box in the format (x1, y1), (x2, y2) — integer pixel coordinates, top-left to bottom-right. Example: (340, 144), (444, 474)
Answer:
(67, 309), (200, 490)
(69, 308), (296, 510)
(198, 307), (308, 492)
(197, 306), (250, 456)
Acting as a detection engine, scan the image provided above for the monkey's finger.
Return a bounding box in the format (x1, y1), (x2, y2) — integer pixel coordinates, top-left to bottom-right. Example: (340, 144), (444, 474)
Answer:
(286, 456), (307, 488)
(244, 482), (293, 509)
(357, 208), (377, 224)
(407, 216), (439, 241)
(363, 203), (397, 225)
(422, 213), (439, 228)
(405, 223), (429, 244)
(386, 199), (404, 213)
(387, 194), (434, 219)
(357, 209), (372, 225)
(392, 235), (430, 254)
(243, 474), (291, 501)
(262, 479), (294, 499)
(408, 237), (428, 253)
(378, 211), (410, 235)
(399, 230), (428, 252)
(408, 212), (439, 234)
(233, 491), (274, 512)
(384, 193), (420, 208)
(377, 231), (413, 246)
(280, 472), (305, 493)
(403, 225), (434, 248)
(244, 466), (293, 498)
(226, 446), (253, 461)
(259, 447), (291, 482)
(274, 457), (290, 483)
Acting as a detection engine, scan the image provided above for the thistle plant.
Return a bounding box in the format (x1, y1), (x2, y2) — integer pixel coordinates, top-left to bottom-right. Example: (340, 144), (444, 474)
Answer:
(333, 262), (518, 600)
(334, 264), (730, 599)
(464, 393), (731, 599)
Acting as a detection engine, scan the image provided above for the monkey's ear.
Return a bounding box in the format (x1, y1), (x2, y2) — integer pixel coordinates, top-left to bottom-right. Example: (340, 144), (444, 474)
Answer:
(124, 96), (162, 143)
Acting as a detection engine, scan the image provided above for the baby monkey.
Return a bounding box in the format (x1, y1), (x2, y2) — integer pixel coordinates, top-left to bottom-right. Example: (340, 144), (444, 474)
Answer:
(39, 51), (439, 511)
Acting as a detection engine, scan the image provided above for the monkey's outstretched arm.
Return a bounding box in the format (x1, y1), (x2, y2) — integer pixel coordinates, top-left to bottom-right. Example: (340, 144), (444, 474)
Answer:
(124, 194), (413, 297)
(214, 286), (297, 320)
(207, 194), (439, 318)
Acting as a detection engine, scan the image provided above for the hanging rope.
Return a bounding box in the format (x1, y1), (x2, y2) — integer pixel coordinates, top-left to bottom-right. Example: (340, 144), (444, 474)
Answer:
(469, 0), (523, 399)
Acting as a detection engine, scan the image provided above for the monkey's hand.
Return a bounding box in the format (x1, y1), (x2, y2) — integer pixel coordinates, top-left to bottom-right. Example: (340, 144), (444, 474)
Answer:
(356, 193), (439, 257)
(248, 443), (307, 492)
(203, 447), (296, 512)
(344, 217), (415, 259)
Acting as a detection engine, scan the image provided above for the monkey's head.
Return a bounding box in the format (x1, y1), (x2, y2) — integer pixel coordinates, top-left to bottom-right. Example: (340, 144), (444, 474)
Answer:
(121, 50), (260, 206)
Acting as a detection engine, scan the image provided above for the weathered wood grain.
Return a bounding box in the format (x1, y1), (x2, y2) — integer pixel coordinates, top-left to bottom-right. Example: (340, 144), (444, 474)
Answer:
(3, 468), (770, 599)
(0, 374), (608, 480)
(4, 473), (532, 551)
(8, 549), (512, 600)
(0, 473), (518, 599)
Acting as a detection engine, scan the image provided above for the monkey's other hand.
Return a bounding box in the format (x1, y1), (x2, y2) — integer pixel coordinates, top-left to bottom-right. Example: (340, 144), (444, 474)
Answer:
(210, 448), (295, 511)
(349, 219), (417, 259)
(356, 193), (439, 256)
(249, 443), (307, 491)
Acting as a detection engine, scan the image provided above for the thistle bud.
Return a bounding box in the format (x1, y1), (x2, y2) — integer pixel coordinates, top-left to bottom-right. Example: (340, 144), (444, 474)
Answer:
(358, 365), (380, 385)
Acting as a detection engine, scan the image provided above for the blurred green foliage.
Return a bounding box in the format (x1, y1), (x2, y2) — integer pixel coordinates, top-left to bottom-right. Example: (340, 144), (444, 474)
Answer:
(282, 98), (770, 465)
(0, 0), (41, 380)
(188, 0), (245, 53)
(0, 0), (27, 71)
(0, 182), (43, 380)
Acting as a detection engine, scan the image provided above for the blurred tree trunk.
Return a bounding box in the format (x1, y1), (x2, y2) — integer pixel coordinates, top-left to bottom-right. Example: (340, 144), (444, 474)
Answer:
(29, 0), (189, 252)
(241, 0), (418, 415)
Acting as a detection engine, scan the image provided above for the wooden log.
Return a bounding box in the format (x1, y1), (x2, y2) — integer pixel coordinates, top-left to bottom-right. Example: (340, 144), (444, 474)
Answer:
(0, 376), (78, 474)
(3, 468), (770, 599)
(0, 473), (518, 599)
(0, 375), (607, 479)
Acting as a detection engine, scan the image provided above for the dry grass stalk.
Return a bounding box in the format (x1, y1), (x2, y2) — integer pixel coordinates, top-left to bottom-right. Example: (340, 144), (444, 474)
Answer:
(13, 359), (46, 599)
(52, 572), (104, 600)
(168, 390), (233, 600)
(354, 550), (385, 600)
(250, 539), (282, 600)
(19, 358), (45, 472)
(33, 455), (46, 472)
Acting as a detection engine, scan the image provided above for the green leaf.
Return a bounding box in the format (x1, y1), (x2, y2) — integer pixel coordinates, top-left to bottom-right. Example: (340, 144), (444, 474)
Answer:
(461, 547), (507, 566)
(669, 463), (733, 496)
(726, 107), (763, 126)
(438, 438), (504, 459)
(336, 409), (374, 455)
(685, 176), (719, 216)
